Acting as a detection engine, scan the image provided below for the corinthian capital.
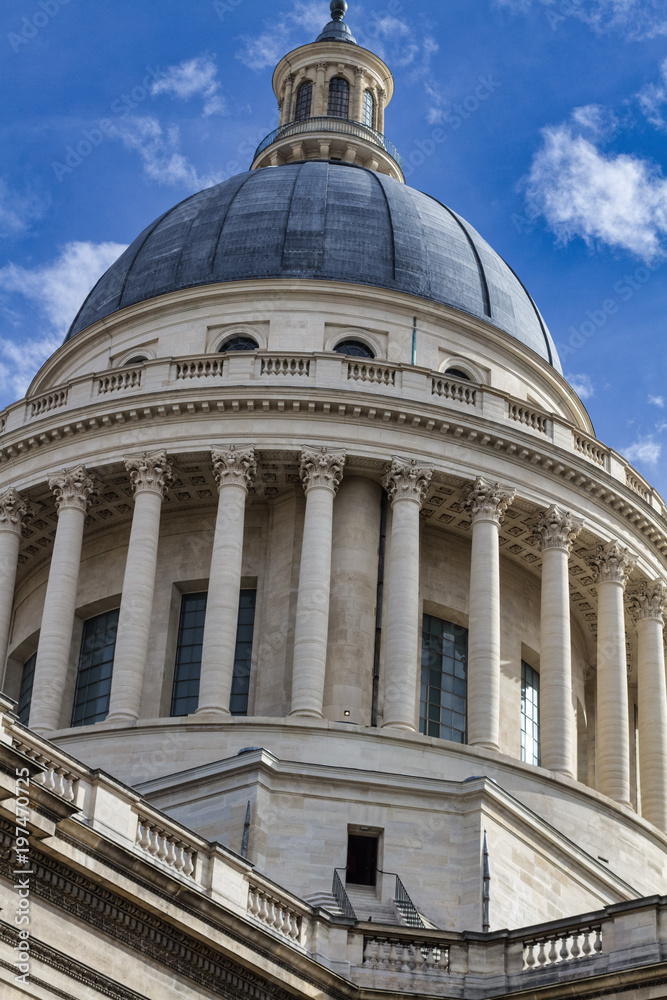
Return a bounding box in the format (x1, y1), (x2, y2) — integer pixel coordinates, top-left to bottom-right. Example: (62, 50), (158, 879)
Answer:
(383, 457), (433, 506)
(48, 466), (95, 513)
(590, 540), (637, 587)
(125, 450), (173, 497)
(628, 580), (666, 623)
(536, 505), (584, 553)
(0, 488), (32, 535)
(211, 445), (257, 491)
(464, 477), (515, 525)
(300, 446), (346, 493)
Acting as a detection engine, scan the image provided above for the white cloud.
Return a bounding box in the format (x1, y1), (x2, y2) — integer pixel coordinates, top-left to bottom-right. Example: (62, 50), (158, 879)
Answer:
(111, 116), (226, 191)
(623, 436), (662, 466)
(649, 394), (665, 407)
(152, 56), (226, 117)
(524, 124), (667, 260)
(495, 0), (667, 40)
(0, 241), (127, 400)
(566, 373), (594, 400)
(0, 179), (47, 238)
(237, 1), (329, 71)
(638, 58), (667, 131)
(570, 103), (617, 139)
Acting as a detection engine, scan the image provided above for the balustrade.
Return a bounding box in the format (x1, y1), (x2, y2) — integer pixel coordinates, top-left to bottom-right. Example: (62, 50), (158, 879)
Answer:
(508, 402), (549, 435)
(574, 433), (607, 468)
(176, 358), (224, 379)
(362, 936), (447, 975)
(347, 362), (395, 386)
(260, 356), (311, 377)
(13, 740), (78, 803)
(135, 816), (197, 878)
(30, 389), (68, 418)
(247, 885), (304, 943)
(98, 369), (143, 394)
(431, 377), (477, 406)
(523, 925), (602, 970)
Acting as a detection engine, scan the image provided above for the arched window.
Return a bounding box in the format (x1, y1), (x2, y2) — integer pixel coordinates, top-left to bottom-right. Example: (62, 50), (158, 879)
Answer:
(122, 355), (148, 365)
(363, 89), (375, 129)
(295, 81), (313, 122)
(420, 615), (468, 743)
(219, 335), (259, 352)
(333, 339), (375, 359)
(327, 77), (350, 119)
(445, 367), (472, 381)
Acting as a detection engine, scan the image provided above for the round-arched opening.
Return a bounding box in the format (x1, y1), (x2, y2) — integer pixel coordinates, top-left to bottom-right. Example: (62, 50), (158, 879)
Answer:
(295, 81), (313, 122)
(122, 355), (148, 366)
(333, 339), (375, 359)
(445, 367), (472, 381)
(218, 336), (260, 353)
(363, 89), (375, 129)
(328, 77), (350, 119)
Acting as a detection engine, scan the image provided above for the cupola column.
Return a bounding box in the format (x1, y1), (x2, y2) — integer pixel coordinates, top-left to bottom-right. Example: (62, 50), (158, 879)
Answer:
(315, 63), (328, 116)
(464, 478), (516, 751)
(106, 452), (172, 724)
(290, 447), (346, 718)
(196, 446), (257, 718)
(591, 541), (636, 806)
(536, 505), (584, 776)
(354, 67), (365, 122)
(377, 89), (386, 133)
(0, 489), (31, 673)
(381, 458), (433, 731)
(629, 581), (667, 830)
(30, 466), (95, 733)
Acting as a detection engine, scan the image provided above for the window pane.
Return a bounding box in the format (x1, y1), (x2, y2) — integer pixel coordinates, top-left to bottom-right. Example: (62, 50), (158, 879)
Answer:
(295, 81), (312, 121)
(521, 660), (541, 766)
(71, 610), (119, 727)
(363, 89), (375, 128)
(419, 615), (468, 743)
(17, 652), (36, 726)
(327, 77), (350, 119)
(230, 589), (257, 716)
(171, 593), (207, 717)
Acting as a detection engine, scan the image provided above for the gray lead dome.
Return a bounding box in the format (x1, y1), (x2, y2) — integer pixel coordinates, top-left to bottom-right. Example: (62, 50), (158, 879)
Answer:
(67, 161), (560, 370)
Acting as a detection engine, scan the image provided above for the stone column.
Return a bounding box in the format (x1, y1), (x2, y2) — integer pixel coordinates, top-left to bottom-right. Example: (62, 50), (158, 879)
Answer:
(381, 457), (433, 731)
(314, 62), (327, 116)
(536, 505), (584, 775)
(0, 489), (31, 674)
(290, 447), (346, 718)
(281, 73), (294, 125)
(591, 541), (636, 806)
(377, 88), (386, 133)
(106, 451), (172, 724)
(29, 466), (95, 733)
(464, 477), (516, 751)
(630, 581), (667, 830)
(354, 67), (365, 122)
(196, 446), (257, 718)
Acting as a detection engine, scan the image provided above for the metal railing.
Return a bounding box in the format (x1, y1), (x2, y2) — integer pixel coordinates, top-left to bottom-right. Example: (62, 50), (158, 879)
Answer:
(376, 869), (425, 928)
(254, 116), (403, 169)
(333, 868), (357, 921)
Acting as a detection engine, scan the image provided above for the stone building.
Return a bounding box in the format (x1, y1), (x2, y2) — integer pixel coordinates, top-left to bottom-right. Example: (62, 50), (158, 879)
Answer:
(1, 2), (666, 997)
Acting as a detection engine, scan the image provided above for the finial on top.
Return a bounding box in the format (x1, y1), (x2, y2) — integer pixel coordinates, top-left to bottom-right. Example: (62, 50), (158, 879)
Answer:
(330, 0), (348, 21)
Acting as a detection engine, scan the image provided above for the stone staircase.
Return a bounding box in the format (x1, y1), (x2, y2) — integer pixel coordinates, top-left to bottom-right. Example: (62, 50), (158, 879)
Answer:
(344, 885), (405, 925)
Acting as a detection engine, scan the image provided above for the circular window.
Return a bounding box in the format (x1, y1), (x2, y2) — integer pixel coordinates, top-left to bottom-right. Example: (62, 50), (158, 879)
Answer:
(219, 336), (259, 353)
(445, 367), (472, 381)
(123, 355), (148, 365)
(333, 340), (375, 359)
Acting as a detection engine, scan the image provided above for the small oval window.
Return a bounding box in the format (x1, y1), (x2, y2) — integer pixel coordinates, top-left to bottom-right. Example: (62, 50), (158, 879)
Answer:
(445, 367), (471, 381)
(219, 336), (259, 353)
(334, 340), (375, 359)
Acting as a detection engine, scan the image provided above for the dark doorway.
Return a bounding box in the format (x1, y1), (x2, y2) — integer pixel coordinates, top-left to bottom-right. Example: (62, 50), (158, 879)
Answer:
(346, 834), (378, 886)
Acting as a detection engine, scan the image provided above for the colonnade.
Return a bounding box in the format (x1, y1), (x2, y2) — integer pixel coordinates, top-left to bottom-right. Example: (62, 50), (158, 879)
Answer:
(279, 65), (386, 130)
(1, 447), (666, 829)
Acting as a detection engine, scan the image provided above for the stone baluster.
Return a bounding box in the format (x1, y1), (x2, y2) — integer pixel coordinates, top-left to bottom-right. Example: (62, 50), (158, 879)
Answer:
(590, 541), (637, 805)
(30, 467), (95, 733)
(382, 458), (433, 731)
(106, 451), (172, 723)
(464, 478), (516, 751)
(0, 489), (31, 674)
(535, 505), (584, 775)
(629, 580), (667, 830)
(196, 446), (257, 717)
(290, 447), (346, 718)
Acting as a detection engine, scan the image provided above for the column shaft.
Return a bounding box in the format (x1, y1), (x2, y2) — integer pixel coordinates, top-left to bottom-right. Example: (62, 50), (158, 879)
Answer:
(383, 498), (421, 730)
(632, 581), (667, 831)
(0, 530), (21, 674)
(467, 517), (501, 750)
(540, 546), (575, 775)
(596, 579), (631, 804)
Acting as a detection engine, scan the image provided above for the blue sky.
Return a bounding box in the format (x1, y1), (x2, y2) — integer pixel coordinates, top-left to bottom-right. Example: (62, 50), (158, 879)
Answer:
(1, 0), (666, 492)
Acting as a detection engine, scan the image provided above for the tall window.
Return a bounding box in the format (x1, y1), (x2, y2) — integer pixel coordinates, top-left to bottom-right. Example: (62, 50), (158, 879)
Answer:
(170, 590), (257, 717)
(71, 610), (119, 727)
(363, 89), (375, 128)
(295, 81), (313, 121)
(327, 77), (350, 119)
(521, 660), (540, 765)
(16, 652), (36, 726)
(420, 615), (468, 742)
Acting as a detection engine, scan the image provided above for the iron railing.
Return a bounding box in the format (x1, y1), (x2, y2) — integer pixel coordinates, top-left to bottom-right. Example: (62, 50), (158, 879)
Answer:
(332, 868), (357, 921)
(376, 870), (425, 928)
(254, 116), (403, 169)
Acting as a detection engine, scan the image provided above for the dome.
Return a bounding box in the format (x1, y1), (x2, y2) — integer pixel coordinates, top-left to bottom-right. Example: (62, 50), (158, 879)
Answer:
(67, 161), (561, 371)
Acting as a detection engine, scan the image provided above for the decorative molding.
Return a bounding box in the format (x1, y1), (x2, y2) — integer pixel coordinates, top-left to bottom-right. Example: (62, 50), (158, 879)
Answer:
(47, 465), (95, 513)
(590, 540), (637, 587)
(125, 450), (173, 496)
(316, 61), (328, 72)
(0, 487), (31, 534)
(383, 457), (433, 506)
(628, 580), (666, 623)
(211, 445), (257, 491)
(464, 477), (515, 525)
(299, 446), (346, 493)
(535, 505), (584, 553)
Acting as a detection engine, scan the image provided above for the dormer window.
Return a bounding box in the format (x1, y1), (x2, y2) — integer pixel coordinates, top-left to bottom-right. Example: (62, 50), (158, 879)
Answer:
(328, 77), (350, 119)
(363, 90), (375, 129)
(295, 81), (313, 122)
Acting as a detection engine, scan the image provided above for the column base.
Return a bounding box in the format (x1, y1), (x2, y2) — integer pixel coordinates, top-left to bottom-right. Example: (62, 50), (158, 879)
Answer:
(469, 740), (500, 753)
(382, 721), (416, 732)
(289, 709), (324, 719)
(104, 713), (139, 726)
(194, 707), (231, 720)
